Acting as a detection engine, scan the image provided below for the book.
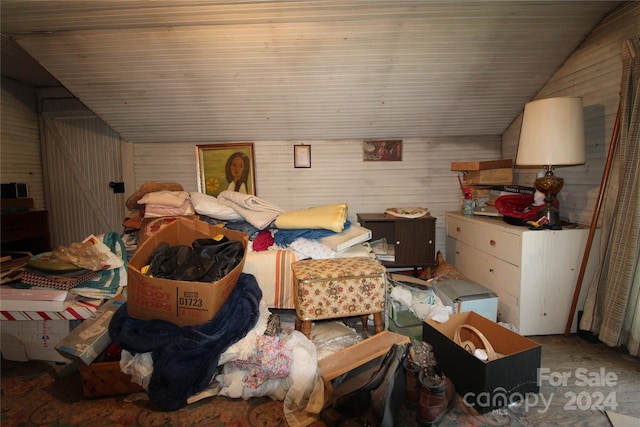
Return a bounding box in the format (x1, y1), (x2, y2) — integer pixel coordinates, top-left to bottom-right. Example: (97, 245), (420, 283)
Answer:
(371, 239), (395, 262)
(486, 185), (536, 195)
(473, 206), (502, 217)
(319, 224), (372, 252)
(0, 287), (78, 312)
(471, 184), (536, 195)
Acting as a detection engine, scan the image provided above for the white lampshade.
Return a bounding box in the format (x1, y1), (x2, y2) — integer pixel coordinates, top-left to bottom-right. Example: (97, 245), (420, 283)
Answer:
(516, 97), (586, 167)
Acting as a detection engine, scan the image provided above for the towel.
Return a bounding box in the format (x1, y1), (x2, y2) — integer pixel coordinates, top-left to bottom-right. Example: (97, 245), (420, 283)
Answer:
(108, 273), (262, 411)
(217, 191), (285, 230)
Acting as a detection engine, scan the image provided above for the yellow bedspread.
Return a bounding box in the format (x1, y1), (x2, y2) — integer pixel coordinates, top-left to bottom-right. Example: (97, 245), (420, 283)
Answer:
(274, 203), (348, 233)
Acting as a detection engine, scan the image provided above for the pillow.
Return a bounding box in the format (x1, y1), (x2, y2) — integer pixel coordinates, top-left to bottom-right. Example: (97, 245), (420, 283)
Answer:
(189, 192), (243, 221)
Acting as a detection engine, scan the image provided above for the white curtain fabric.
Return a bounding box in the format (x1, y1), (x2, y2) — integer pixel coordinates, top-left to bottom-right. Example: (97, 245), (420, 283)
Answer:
(581, 36), (640, 356)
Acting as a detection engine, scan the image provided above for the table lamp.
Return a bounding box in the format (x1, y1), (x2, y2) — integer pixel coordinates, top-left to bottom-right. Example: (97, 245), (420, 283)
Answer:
(515, 97), (586, 228)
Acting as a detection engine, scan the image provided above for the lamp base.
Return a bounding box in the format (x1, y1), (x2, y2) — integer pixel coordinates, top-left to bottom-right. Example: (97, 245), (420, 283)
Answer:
(533, 168), (564, 229)
(536, 203), (562, 229)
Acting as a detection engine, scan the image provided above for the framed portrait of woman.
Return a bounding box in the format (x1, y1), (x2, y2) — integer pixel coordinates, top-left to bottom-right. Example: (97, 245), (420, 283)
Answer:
(196, 143), (256, 197)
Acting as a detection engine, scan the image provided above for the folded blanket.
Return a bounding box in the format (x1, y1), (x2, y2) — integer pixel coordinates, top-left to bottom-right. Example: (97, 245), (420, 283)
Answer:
(190, 192), (243, 221)
(144, 199), (195, 218)
(108, 273), (262, 411)
(217, 191), (285, 230)
(138, 190), (191, 207)
(275, 203), (348, 232)
(273, 227), (337, 247)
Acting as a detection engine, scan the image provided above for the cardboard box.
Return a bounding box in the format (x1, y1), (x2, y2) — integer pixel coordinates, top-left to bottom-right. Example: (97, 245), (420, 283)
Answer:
(432, 280), (498, 321)
(78, 361), (145, 398)
(451, 159), (513, 171)
(423, 311), (541, 413)
(463, 168), (513, 185)
(1, 319), (80, 363)
(55, 295), (125, 365)
(127, 218), (249, 326)
(470, 187), (491, 200)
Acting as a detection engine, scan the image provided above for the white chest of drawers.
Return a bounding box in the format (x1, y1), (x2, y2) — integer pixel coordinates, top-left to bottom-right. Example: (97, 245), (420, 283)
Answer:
(445, 212), (599, 336)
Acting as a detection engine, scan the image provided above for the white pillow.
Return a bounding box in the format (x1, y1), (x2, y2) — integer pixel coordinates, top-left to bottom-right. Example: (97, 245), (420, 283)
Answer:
(189, 192), (243, 221)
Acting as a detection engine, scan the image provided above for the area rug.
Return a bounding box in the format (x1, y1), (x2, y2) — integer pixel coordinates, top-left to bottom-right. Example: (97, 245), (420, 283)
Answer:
(1, 357), (522, 427)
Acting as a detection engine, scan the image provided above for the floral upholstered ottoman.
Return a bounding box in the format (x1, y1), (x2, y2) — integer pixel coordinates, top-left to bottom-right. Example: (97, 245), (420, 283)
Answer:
(291, 256), (386, 338)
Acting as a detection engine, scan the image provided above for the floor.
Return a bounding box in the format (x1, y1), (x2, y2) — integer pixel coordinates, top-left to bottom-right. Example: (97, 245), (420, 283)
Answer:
(299, 312), (640, 426)
(511, 334), (640, 426)
(2, 313), (639, 426)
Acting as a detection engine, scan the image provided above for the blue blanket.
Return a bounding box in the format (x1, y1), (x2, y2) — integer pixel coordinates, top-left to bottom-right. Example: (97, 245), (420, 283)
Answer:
(274, 220), (352, 247)
(109, 273), (262, 410)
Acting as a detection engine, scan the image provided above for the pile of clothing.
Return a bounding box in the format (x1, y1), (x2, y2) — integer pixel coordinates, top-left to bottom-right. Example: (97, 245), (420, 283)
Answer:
(109, 273), (324, 426)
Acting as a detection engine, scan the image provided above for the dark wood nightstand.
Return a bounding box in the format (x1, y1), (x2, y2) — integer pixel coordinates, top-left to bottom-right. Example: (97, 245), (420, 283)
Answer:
(1, 198), (51, 255)
(357, 213), (436, 273)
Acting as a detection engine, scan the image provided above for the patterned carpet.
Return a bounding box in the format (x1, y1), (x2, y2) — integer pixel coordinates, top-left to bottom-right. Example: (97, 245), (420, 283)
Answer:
(0, 356), (520, 427)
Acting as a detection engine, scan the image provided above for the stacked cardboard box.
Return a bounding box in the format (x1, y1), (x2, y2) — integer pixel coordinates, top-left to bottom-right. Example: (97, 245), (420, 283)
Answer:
(1, 299), (102, 363)
(451, 159), (514, 208)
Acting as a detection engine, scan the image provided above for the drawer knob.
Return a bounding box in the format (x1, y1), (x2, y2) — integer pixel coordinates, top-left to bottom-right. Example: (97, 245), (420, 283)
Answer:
(456, 251), (460, 255)
(456, 227), (461, 232)
(490, 239), (496, 247)
(396, 240), (401, 245)
(489, 268), (494, 273)
(428, 240), (433, 245)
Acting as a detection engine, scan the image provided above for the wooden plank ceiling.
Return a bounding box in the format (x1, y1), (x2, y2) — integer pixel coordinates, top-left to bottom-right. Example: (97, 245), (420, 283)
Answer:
(0, 1), (623, 143)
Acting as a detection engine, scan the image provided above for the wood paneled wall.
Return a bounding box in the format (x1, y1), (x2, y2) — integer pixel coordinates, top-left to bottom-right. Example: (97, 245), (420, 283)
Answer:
(503, 2), (639, 227)
(130, 136), (501, 256)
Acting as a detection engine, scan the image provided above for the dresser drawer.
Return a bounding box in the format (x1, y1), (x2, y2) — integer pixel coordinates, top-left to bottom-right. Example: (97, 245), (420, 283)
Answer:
(445, 214), (476, 247)
(447, 212), (522, 266)
(446, 236), (521, 328)
(475, 226), (522, 266)
(448, 238), (519, 297)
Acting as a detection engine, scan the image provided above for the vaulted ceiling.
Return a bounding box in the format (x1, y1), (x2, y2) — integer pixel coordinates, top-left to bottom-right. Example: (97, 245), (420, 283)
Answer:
(0, 1), (623, 143)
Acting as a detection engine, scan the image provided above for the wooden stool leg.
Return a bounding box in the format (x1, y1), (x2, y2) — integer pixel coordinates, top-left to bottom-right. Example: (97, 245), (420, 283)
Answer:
(301, 320), (312, 339)
(373, 312), (383, 334)
(295, 316), (302, 332)
(360, 315), (369, 333)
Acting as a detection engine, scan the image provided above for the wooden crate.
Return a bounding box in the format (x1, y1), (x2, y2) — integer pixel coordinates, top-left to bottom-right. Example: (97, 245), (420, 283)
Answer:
(78, 361), (144, 398)
(317, 330), (409, 395)
(463, 168), (513, 185)
(450, 159), (513, 171)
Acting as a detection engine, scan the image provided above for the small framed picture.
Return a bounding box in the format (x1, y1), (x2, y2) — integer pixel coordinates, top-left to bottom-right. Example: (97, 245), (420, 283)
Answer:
(363, 140), (402, 161)
(196, 143), (256, 196)
(294, 144), (311, 168)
